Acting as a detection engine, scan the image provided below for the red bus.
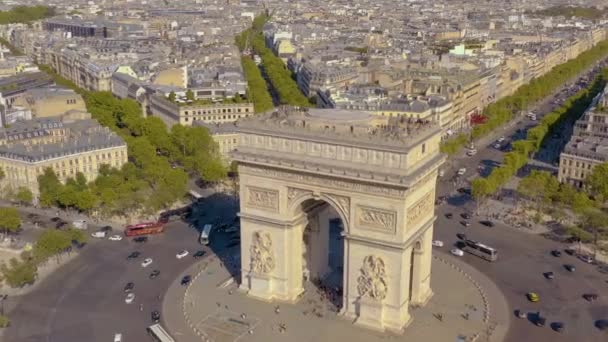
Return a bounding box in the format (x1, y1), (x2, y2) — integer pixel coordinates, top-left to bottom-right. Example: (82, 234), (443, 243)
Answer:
(124, 221), (165, 237)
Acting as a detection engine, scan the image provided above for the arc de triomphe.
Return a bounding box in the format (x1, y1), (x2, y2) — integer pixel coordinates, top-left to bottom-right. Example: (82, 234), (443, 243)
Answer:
(232, 107), (445, 332)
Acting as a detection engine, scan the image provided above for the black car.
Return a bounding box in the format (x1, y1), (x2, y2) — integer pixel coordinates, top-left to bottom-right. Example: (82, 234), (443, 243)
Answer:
(181, 275), (192, 286)
(457, 187), (471, 195)
(124, 282), (134, 292)
(193, 250), (205, 258)
(551, 322), (565, 333)
(127, 251), (141, 259)
(149, 270), (161, 279)
(100, 225), (113, 232)
(535, 314), (547, 327)
(551, 250), (562, 257)
(583, 293), (599, 302)
(564, 248), (576, 256)
(51, 217), (61, 222)
(151, 310), (160, 323)
(480, 220), (495, 227)
(461, 213), (472, 220)
(456, 233), (467, 240)
(544, 272), (555, 280)
(133, 236), (148, 243)
(445, 213), (453, 219)
(564, 264), (576, 272)
(460, 220), (470, 227)
(596, 319), (608, 331)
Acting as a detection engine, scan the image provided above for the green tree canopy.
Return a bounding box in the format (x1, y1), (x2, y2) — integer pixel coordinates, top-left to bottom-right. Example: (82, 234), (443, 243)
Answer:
(0, 207), (21, 236)
(585, 162), (608, 201)
(0, 258), (37, 288)
(33, 229), (72, 264)
(14, 187), (33, 205)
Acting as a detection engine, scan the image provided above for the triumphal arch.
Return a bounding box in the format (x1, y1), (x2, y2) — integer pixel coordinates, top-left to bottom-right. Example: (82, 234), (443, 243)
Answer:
(232, 107), (445, 332)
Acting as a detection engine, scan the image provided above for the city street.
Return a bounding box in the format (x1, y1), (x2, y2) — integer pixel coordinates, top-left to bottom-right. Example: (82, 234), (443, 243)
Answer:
(3, 194), (239, 342)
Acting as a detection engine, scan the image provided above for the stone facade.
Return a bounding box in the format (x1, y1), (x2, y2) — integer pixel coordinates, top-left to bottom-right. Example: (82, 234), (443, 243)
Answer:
(235, 107), (444, 332)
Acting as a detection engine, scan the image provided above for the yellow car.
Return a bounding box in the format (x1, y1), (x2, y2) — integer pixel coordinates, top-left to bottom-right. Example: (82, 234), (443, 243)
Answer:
(527, 292), (540, 302)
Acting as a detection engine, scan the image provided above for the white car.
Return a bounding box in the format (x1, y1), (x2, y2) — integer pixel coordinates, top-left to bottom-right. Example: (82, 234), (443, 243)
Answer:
(114, 333), (122, 342)
(466, 149), (477, 156)
(124, 293), (135, 304)
(493, 143), (501, 149)
(176, 250), (189, 259)
(432, 240), (444, 247)
(91, 231), (106, 238)
(108, 235), (123, 241)
(141, 258), (153, 268)
(457, 168), (466, 176)
(498, 136), (506, 143)
(450, 248), (464, 257)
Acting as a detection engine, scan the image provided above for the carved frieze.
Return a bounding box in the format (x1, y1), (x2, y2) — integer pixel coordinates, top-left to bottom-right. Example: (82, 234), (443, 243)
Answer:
(357, 255), (388, 301)
(407, 191), (434, 226)
(250, 231), (275, 274)
(357, 206), (397, 234)
(246, 186), (279, 212)
(287, 187), (312, 207)
(240, 165), (407, 198)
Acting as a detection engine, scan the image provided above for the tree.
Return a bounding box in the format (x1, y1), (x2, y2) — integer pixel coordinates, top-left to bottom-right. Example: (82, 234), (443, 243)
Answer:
(14, 187), (33, 205)
(471, 178), (494, 213)
(0, 314), (9, 328)
(0, 207), (21, 237)
(0, 258), (36, 288)
(517, 171), (559, 212)
(185, 89), (195, 101)
(585, 162), (608, 201)
(38, 168), (62, 207)
(168, 91), (176, 102)
(33, 229), (72, 264)
(579, 208), (608, 259)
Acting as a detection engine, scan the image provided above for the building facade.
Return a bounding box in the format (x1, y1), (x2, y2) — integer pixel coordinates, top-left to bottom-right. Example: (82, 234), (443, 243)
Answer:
(149, 95), (254, 127)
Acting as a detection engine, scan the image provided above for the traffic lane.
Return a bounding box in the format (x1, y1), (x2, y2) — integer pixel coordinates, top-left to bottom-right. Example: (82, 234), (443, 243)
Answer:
(434, 206), (608, 341)
(4, 222), (207, 342)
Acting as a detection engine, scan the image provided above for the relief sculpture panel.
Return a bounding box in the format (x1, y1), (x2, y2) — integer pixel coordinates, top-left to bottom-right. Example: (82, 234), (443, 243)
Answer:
(250, 231), (276, 274)
(407, 191), (434, 226)
(357, 255), (388, 301)
(247, 186), (279, 212)
(357, 205), (397, 234)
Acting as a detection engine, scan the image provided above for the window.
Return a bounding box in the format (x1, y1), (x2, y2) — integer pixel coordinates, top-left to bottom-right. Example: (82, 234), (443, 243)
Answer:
(185, 117), (189, 122)
(184, 111), (189, 115)
(245, 108), (249, 112)
(421, 143), (426, 154)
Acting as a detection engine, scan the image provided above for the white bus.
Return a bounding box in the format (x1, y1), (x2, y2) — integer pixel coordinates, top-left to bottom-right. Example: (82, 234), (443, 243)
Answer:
(200, 224), (212, 245)
(147, 324), (175, 342)
(461, 239), (498, 262)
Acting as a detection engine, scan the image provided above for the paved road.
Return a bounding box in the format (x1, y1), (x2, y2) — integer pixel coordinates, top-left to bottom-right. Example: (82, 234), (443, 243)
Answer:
(4, 193), (239, 342)
(434, 63), (608, 342)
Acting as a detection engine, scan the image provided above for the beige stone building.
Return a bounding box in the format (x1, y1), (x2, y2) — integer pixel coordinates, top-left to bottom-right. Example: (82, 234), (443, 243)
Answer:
(234, 107), (444, 332)
(12, 87), (86, 118)
(0, 117), (128, 197)
(149, 94), (254, 127)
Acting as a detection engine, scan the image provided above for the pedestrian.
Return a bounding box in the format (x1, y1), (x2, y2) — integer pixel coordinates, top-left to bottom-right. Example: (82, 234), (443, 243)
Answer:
(140, 304), (143, 312)
(275, 305), (280, 314)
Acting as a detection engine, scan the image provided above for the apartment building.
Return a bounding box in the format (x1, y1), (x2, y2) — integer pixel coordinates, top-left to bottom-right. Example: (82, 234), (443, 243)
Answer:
(13, 87), (86, 118)
(149, 95), (254, 127)
(0, 117), (128, 197)
(43, 48), (115, 91)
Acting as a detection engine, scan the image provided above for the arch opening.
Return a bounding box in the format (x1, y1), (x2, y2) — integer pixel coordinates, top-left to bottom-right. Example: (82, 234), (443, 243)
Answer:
(298, 198), (345, 311)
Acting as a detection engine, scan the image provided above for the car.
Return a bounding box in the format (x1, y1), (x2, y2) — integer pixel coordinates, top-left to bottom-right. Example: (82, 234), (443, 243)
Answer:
(457, 187), (472, 195)
(544, 272), (555, 280)
(535, 314), (546, 327)
(181, 275), (192, 286)
(527, 292), (540, 302)
(517, 310), (527, 319)
(466, 149), (477, 156)
(460, 220), (471, 227)
(432, 240), (444, 247)
(445, 213), (453, 219)
(438, 170), (445, 177)
(498, 136), (506, 143)
(124, 282), (134, 293)
(583, 293), (599, 302)
(151, 310), (161, 323)
(101, 225), (113, 232)
(493, 143), (501, 149)
(141, 258), (153, 268)
(564, 264), (576, 272)
(149, 270), (160, 279)
(91, 231), (106, 238)
(457, 168), (467, 176)
(551, 322), (565, 333)
(564, 248), (576, 256)
(595, 319), (608, 331)
(461, 213), (472, 220)
(193, 250), (205, 258)
(114, 333), (122, 342)
(480, 220), (495, 227)
(551, 250), (562, 257)
(125, 293), (135, 304)
(450, 248), (464, 257)
(579, 255), (594, 264)
(456, 233), (467, 240)
(109, 235), (123, 241)
(127, 251), (140, 260)
(133, 236), (148, 243)
(176, 250), (189, 259)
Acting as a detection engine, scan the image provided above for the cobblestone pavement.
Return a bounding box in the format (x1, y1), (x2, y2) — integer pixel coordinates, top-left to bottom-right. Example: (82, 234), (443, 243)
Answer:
(163, 247), (509, 342)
